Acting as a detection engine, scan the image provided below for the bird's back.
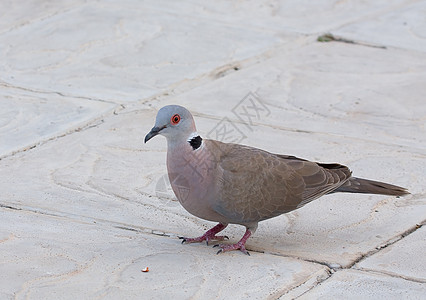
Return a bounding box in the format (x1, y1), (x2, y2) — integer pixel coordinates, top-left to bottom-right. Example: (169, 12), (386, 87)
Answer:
(205, 140), (352, 225)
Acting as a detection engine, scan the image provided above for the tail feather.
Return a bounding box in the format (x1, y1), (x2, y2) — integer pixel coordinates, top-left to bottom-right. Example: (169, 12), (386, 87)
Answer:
(334, 177), (409, 196)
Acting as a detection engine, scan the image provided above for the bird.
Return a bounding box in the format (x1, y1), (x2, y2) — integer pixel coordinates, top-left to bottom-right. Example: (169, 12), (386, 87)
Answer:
(144, 105), (409, 255)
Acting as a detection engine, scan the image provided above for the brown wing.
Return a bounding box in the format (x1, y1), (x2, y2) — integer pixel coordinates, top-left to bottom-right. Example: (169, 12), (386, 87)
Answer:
(205, 140), (352, 225)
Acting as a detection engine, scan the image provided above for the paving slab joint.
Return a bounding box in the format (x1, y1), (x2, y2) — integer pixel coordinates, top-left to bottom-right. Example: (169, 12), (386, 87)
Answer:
(0, 113), (110, 161)
(347, 221), (426, 270)
(289, 268), (333, 299)
(317, 33), (387, 49)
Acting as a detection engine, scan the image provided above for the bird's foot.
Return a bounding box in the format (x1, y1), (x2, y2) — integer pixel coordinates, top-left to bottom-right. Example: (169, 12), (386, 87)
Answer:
(213, 242), (250, 256)
(179, 223), (228, 246)
(213, 228), (252, 255)
(179, 234), (229, 245)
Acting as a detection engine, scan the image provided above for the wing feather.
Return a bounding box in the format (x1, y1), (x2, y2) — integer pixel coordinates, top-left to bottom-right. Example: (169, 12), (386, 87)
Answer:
(205, 140), (352, 224)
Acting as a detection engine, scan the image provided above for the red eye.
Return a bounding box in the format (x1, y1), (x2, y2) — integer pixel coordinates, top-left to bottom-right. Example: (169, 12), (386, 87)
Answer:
(171, 114), (181, 125)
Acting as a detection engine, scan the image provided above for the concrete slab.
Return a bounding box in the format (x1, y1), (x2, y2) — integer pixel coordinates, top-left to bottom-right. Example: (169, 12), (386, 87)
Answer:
(0, 85), (115, 158)
(0, 1), (291, 103)
(137, 0), (409, 34)
(0, 207), (328, 300)
(335, 1), (426, 52)
(1, 102), (424, 270)
(0, 0), (86, 34)
(298, 269), (426, 300)
(1, 0), (425, 298)
(355, 226), (426, 283)
(150, 41), (426, 150)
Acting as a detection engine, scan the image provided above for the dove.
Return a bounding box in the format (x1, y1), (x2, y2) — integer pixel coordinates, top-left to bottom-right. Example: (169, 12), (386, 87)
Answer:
(145, 105), (409, 255)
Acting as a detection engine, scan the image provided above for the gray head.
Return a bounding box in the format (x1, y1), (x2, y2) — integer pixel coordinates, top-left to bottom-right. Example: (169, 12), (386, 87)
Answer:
(144, 105), (197, 144)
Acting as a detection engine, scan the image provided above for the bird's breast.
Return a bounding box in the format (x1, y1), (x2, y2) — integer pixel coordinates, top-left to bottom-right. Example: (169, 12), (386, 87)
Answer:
(166, 144), (225, 222)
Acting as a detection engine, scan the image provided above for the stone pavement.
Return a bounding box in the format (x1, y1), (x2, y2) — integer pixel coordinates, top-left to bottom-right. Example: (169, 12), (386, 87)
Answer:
(1, 1), (425, 299)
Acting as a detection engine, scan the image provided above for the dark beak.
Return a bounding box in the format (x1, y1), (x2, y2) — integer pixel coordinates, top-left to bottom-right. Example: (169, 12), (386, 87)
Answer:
(144, 126), (165, 143)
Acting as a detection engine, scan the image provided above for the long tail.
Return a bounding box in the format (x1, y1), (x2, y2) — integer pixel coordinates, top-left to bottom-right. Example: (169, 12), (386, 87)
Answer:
(334, 177), (409, 196)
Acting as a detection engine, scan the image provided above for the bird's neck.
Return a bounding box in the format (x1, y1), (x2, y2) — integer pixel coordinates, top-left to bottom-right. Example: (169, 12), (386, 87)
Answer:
(166, 131), (203, 151)
(188, 135), (202, 150)
(166, 132), (207, 185)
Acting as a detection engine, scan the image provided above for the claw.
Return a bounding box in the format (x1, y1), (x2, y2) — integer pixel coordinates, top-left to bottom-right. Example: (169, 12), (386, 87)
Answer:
(214, 243), (250, 255)
(212, 228), (252, 255)
(178, 223), (228, 246)
(242, 249), (250, 256)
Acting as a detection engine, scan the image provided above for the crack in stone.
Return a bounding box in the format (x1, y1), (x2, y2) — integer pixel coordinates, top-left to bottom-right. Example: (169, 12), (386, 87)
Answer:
(0, 3), (84, 36)
(114, 226), (139, 233)
(0, 81), (117, 104)
(289, 221), (425, 297)
(347, 221), (425, 270)
(317, 33), (387, 49)
(0, 204), (22, 211)
(243, 221), (426, 296)
(140, 36), (311, 106)
(272, 268), (332, 299)
(352, 268), (426, 284)
(3, 201), (424, 297)
(0, 112), (112, 161)
(0, 125), (96, 160)
(0, 202), (177, 240)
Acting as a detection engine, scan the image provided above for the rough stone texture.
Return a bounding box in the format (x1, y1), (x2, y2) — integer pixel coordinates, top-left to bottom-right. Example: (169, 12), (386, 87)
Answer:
(335, 1), (426, 52)
(0, 85), (116, 158)
(298, 269), (426, 300)
(1, 1), (425, 299)
(355, 226), (426, 283)
(0, 1), (289, 102)
(0, 208), (328, 300)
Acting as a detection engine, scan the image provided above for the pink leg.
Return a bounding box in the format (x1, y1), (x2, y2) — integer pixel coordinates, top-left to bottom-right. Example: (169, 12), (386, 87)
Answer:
(180, 223), (228, 246)
(214, 228), (252, 255)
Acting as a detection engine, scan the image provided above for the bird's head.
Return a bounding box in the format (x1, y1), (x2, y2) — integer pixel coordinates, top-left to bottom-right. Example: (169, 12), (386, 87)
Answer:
(144, 105), (197, 144)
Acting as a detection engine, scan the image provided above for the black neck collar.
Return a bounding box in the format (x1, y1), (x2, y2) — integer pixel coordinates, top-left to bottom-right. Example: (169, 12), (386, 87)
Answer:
(188, 135), (202, 150)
